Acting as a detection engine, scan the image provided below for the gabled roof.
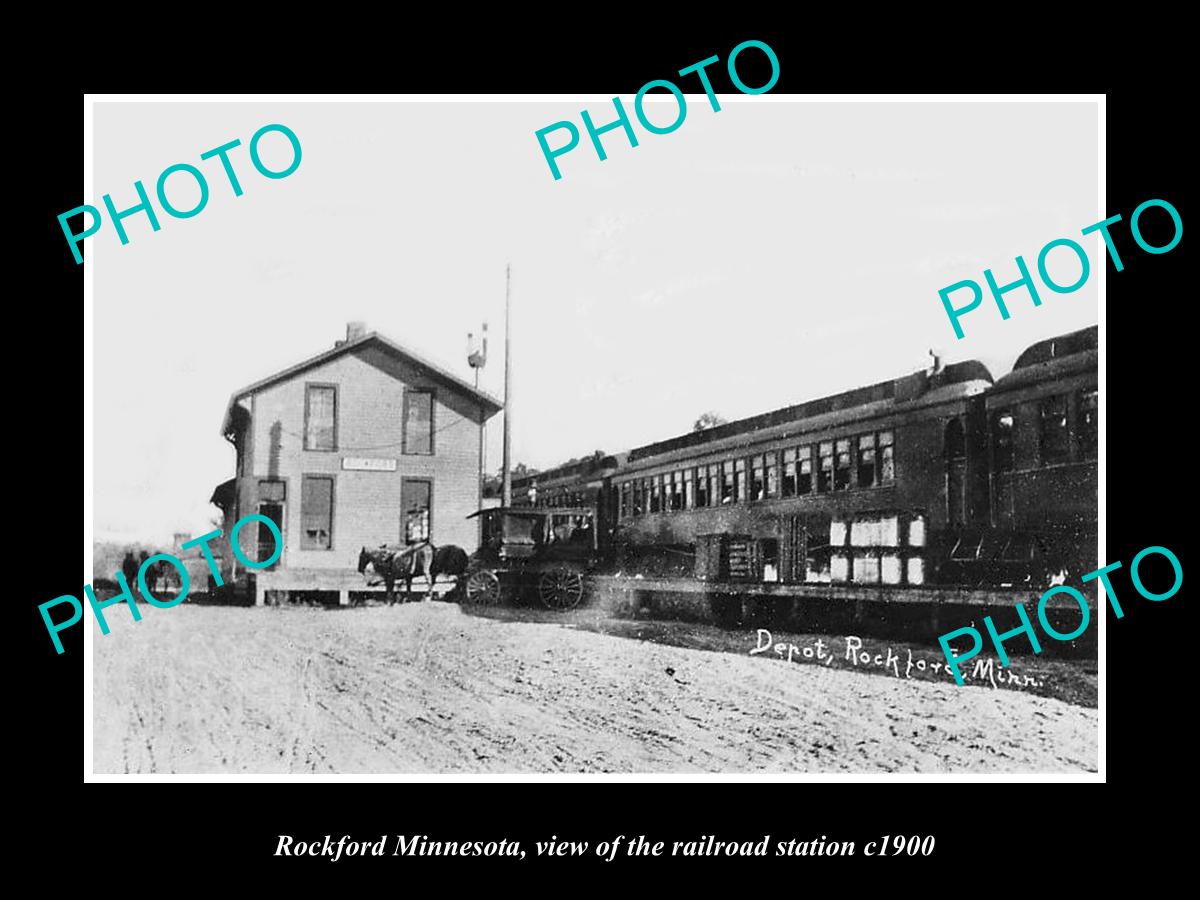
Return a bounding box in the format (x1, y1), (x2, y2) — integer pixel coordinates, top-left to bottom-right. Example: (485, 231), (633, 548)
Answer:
(221, 331), (503, 435)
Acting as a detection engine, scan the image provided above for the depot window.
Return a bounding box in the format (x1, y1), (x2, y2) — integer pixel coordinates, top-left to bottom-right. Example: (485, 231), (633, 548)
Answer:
(303, 384), (337, 451)
(300, 474), (334, 550)
(403, 390), (434, 455)
(765, 451), (779, 498)
(650, 474), (663, 513)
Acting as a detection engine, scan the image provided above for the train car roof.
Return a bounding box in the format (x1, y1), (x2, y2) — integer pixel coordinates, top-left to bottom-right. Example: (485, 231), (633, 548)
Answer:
(991, 325), (1098, 394)
(510, 452), (624, 490)
(622, 359), (993, 467)
(467, 507), (596, 519)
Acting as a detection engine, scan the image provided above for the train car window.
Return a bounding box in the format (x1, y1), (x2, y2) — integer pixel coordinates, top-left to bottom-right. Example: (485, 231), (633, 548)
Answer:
(857, 434), (877, 487)
(854, 552), (881, 584)
(632, 480), (643, 516)
(1040, 395), (1071, 465)
(908, 514), (926, 546)
(1080, 390), (1098, 460)
(650, 475), (663, 513)
(619, 482), (631, 518)
(760, 538), (780, 582)
(751, 455), (766, 500)
(992, 412), (1015, 472)
(944, 418), (966, 460)
(766, 451), (779, 498)
(671, 471), (685, 511)
(663, 473), (675, 511)
(781, 448), (797, 497)
(721, 461), (736, 504)
(798, 445), (814, 494)
(879, 431), (895, 483)
(694, 466), (709, 508)
(834, 439), (852, 491)
(683, 470), (695, 509)
(735, 459), (747, 503)
(818, 442), (834, 492)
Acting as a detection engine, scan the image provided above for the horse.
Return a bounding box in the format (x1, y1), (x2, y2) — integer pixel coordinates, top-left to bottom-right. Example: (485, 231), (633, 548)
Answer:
(357, 542), (471, 605)
(358, 542), (436, 604)
(430, 544), (469, 596)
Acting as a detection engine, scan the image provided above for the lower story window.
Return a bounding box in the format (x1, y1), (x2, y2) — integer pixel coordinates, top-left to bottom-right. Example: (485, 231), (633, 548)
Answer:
(301, 475), (334, 550)
(402, 479), (432, 543)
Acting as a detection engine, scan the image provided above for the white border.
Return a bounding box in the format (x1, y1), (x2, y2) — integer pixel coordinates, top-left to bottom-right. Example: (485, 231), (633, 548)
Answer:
(83, 93), (1105, 783)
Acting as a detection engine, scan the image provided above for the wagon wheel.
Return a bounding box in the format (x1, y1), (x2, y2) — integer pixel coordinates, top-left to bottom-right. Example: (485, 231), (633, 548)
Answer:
(464, 569), (502, 606)
(538, 568), (584, 611)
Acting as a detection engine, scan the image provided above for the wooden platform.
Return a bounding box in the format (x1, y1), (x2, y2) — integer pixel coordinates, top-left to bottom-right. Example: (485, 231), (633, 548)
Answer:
(252, 568), (459, 606)
(589, 576), (1095, 611)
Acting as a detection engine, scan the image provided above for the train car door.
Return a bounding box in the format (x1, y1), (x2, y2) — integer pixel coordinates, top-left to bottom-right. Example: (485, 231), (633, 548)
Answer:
(945, 418), (967, 526)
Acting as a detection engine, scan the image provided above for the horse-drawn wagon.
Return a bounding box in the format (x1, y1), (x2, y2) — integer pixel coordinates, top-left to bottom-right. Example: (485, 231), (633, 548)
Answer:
(462, 507), (599, 610)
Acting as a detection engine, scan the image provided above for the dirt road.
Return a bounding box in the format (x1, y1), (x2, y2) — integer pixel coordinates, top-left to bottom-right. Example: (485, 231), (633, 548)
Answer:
(92, 603), (1097, 774)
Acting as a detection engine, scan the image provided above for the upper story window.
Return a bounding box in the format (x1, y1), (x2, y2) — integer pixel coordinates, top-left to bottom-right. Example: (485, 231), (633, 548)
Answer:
(992, 411), (1015, 472)
(1040, 395), (1070, 465)
(304, 385), (337, 451)
(1080, 389), (1098, 460)
(403, 390), (434, 455)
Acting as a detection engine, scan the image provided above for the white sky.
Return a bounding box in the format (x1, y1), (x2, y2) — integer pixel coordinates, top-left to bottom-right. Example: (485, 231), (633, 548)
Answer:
(93, 99), (1098, 544)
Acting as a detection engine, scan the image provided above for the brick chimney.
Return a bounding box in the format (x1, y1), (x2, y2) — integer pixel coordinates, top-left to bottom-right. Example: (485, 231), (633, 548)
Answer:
(346, 321), (367, 342)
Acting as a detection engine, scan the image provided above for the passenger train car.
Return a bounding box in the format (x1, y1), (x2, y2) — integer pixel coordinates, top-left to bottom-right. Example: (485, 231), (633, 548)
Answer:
(512, 326), (1098, 604)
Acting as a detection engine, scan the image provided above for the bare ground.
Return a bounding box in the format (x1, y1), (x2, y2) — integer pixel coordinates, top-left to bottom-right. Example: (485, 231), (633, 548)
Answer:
(92, 602), (1097, 774)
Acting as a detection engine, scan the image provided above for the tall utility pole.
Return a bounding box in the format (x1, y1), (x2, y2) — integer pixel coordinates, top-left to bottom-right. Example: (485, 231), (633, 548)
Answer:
(501, 264), (513, 508)
(467, 323), (488, 546)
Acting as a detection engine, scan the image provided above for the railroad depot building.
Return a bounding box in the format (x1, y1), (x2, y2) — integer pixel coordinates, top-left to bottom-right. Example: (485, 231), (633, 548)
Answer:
(212, 323), (502, 604)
